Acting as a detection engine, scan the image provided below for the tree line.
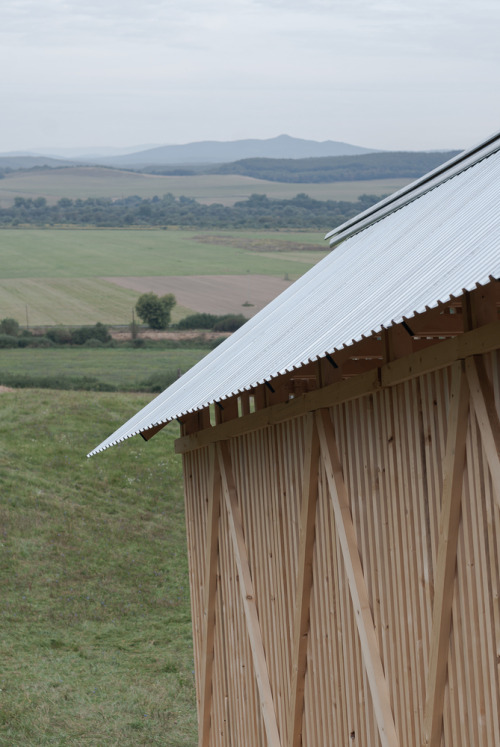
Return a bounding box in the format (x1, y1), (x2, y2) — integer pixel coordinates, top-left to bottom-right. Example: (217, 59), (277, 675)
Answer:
(0, 192), (381, 230)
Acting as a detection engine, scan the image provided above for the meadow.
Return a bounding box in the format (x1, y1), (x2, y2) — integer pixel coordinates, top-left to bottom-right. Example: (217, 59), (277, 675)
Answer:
(0, 229), (324, 279)
(0, 389), (197, 746)
(0, 229), (325, 325)
(0, 347), (209, 391)
(0, 165), (411, 206)
(0, 166), (404, 745)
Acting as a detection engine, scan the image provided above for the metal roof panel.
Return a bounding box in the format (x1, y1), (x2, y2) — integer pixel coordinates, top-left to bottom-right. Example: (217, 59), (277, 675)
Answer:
(88, 133), (500, 457)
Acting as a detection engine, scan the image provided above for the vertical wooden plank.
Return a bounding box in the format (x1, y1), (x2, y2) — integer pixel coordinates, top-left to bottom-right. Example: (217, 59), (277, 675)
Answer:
(465, 355), (500, 508)
(315, 407), (400, 747)
(217, 440), (283, 747)
(199, 445), (223, 747)
(288, 414), (320, 747)
(422, 361), (470, 747)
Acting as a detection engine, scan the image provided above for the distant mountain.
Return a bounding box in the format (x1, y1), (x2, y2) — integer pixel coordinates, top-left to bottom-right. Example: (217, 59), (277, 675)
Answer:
(34, 145), (163, 159)
(88, 134), (379, 168)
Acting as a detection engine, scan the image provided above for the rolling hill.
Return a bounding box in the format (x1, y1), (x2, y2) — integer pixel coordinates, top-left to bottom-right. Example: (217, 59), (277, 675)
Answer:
(86, 134), (378, 168)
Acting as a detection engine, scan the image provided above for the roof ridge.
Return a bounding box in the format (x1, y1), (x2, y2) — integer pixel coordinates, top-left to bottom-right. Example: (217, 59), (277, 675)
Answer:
(325, 129), (500, 247)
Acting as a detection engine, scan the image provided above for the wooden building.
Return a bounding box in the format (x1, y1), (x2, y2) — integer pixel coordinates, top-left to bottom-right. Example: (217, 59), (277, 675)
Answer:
(90, 132), (500, 747)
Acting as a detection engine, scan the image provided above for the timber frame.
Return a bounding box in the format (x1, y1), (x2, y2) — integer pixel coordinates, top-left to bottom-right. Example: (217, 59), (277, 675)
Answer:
(176, 283), (500, 747)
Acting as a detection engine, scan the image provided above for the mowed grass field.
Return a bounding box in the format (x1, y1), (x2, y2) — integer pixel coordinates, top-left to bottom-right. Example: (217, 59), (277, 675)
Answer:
(0, 165), (411, 206)
(0, 347), (209, 390)
(0, 388), (197, 745)
(0, 228), (326, 324)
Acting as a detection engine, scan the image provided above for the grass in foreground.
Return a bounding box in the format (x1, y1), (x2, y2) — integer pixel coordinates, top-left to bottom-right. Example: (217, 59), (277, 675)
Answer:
(0, 389), (197, 746)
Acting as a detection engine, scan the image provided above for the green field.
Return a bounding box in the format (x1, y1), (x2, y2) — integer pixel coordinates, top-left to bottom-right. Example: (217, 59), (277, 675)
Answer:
(0, 165), (411, 206)
(0, 347), (209, 390)
(0, 389), (197, 745)
(0, 229), (324, 279)
(0, 228), (325, 324)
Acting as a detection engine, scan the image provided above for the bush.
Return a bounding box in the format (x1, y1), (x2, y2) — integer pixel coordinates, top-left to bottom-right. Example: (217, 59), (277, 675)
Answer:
(176, 313), (219, 330)
(135, 293), (176, 330)
(212, 314), (247, 332)
(0, 373), (117, 391)
(82, 338), (106, 347)
(45, 327), (73, 345)
(29, 336), (56, 348)
(0, 318), (20, 336)
(71, 323), (111, 345)
(16, 336), (32, 348)
(210, 337), (227, 349)
(0, 334), (21, 348)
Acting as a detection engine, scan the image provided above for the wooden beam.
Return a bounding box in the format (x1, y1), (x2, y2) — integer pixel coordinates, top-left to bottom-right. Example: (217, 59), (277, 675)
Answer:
(288, 414), (320, 747)
(175, 321), (500, 454)
(464, 283), (500, 329)
(465, 355), (500, 509)
(422, 361), (470, 747)
(176, 369), (381, 453)
(382, 320), (500, 388)
(140, 421), (167, 441)
(217, 440), (282, 747)
(198, 445), (222, 747)
(315, 408), (400, 747)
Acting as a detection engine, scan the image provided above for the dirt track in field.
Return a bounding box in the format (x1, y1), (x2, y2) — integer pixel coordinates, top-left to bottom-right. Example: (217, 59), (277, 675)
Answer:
(104, 274), (293, 317)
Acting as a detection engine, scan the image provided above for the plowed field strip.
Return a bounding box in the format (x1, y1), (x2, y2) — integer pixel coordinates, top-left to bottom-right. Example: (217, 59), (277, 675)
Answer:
(105, 275), (293, 317)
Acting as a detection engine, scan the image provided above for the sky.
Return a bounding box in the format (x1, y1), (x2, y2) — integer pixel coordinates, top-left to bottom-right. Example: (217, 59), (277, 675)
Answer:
(1, 0), (499, 153)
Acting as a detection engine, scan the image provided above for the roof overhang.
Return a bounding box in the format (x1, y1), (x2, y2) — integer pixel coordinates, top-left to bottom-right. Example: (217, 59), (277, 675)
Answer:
(88, 131), (500, 457)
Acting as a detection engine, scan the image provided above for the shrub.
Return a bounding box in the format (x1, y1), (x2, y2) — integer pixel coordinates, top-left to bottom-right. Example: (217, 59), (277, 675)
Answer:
(0, 334), (20, 348)
(176, 313), (219, 330)
(29, 336), (56, 348)
(45, 327), (73, 345)
(82, 338), (106, 347)
(210, 337), (227, 349)
(0, 318), (20, 336)
(212, 314), (247, 332)
(0, 373), (116, 391)
(71, 323), (111, 345)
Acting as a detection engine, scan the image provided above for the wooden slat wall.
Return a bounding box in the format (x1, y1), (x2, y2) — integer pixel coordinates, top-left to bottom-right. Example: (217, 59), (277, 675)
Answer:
(182, 351), (500, 747)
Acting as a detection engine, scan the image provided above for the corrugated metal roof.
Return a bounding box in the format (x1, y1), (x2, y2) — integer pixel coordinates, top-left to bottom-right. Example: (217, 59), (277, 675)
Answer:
(88, 131), (500, 457)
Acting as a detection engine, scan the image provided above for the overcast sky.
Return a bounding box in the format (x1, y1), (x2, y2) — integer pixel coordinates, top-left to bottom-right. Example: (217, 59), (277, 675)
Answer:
(1, 0), (499, 153)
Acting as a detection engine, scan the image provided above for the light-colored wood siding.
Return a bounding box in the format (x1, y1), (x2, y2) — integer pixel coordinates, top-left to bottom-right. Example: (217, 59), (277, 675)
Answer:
(183, 350), (500, 746)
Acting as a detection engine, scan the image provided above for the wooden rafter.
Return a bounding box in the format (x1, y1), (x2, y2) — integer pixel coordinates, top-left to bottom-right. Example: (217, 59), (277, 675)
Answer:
(198, 445), (222, 747)
(175, 320), (500, 454)
(423, 361), (470, 747)
(315, 408), (400, 747)
(288, 414), (320, 747)
(465, 355), (500, 509)
(216, 440), (282, 747)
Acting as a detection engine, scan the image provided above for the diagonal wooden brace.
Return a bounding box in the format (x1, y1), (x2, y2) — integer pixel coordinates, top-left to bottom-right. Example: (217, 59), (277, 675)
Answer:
(288, 414), (320, 747)
(315, 408), (400, 747)
(465, 355), (500, 509)
(198, 444), (222, 747)
(217, 440), (282, 747)
(422, 361), (470, 747)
